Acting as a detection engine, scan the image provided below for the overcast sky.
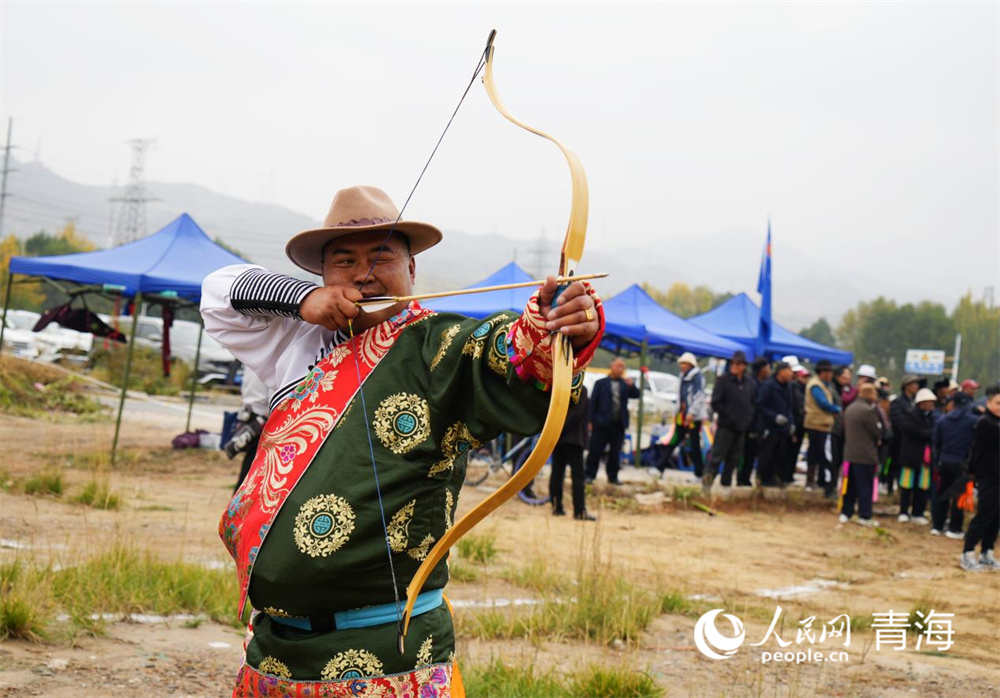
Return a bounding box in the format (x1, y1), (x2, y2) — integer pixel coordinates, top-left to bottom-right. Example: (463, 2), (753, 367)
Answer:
(2, 2), (997, 305)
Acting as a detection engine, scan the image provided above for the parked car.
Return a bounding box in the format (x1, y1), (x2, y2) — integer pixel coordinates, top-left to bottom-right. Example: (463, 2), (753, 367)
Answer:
(4, 309), (94, 359)
(1, 313), (40, 358)
(582, 367), (679, 418)
(119, 316), (240, 382)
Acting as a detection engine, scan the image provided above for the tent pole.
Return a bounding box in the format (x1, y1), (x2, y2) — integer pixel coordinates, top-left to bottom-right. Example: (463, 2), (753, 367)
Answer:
(185, 321), (204, 432)
(635, 339), (647, 467)
(111, 292), (141, 466)
(0, 270), (11, 357)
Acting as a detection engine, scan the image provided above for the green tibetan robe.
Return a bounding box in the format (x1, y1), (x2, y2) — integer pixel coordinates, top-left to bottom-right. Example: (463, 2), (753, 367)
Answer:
(239, 307), (556, 682)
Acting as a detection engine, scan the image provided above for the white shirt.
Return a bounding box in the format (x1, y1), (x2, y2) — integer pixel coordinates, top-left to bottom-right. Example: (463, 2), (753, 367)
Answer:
(201, 264), (346, 411)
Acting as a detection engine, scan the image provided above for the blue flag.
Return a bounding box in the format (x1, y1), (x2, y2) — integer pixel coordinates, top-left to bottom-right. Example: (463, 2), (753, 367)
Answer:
(756, 221), (772, 358)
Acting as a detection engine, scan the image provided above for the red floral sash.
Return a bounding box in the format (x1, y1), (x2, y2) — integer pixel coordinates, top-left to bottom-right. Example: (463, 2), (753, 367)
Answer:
(220, 304), (433, 614)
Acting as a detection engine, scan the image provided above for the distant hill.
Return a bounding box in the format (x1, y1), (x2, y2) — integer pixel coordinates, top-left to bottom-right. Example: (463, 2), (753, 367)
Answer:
(1, 157), (928, 330)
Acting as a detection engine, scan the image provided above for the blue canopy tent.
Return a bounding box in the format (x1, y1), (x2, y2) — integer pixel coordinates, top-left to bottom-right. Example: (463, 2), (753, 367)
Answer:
(7, 213), (245, 299)
(601, 284), (745, 358)
(421, 262), (535, 318)
(1, 213), (248, 462)
(688, 293), (853, 365)
(599, 284), (745, 446)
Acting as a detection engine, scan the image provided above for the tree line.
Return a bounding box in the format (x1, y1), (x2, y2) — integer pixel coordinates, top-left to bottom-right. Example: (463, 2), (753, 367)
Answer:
(645, 281), (997, 390)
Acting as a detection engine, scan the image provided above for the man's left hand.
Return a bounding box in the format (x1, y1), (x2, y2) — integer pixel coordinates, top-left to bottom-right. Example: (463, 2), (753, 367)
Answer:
(539, 276), (600, 349)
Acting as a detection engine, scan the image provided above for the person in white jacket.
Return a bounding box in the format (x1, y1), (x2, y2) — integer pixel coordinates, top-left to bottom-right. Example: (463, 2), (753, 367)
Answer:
(654, 352), (709, 478)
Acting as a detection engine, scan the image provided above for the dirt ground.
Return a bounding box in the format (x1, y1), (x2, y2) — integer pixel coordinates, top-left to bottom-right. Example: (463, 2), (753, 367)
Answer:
(1, 410), (998, 697)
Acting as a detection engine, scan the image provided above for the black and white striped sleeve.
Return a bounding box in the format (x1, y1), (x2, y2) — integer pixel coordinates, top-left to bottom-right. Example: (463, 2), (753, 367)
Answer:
(229, 267), (319, 318)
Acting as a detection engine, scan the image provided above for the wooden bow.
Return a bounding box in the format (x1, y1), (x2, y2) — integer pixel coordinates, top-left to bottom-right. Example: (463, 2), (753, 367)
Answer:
(398, 29), (590, 650)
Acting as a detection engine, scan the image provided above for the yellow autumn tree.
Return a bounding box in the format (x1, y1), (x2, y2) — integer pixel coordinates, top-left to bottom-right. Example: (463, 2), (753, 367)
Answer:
(0, 234), (46, 311)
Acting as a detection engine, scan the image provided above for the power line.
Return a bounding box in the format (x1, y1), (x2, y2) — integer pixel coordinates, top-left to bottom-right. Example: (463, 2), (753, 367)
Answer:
(109, 138), (157, 247)
(0, 117), (14, 237)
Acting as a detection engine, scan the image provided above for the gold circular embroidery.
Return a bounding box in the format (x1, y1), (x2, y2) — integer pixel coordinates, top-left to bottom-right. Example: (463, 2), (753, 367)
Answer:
(488, 322), (514, 376)
(373, 393), (431, 454)
(293, 493), (355, 558)
(321, 648), (384, 681)
(416, 635), (433, 666)
(258, 656), (291, 679)
(429, 422), (481, 477)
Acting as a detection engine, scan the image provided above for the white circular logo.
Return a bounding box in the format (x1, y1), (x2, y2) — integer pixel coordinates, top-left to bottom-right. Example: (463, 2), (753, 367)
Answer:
(694, 609), (746, 660)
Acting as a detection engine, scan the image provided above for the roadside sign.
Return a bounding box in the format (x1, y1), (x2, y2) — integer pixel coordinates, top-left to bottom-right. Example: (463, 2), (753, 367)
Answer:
(904, 349), (945, 375)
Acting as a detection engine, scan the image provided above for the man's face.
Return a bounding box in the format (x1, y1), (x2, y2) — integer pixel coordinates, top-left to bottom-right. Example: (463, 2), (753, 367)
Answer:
(903, 382), (919, 398)
(730, 361), (746, 378)
(987, 393), (1000, 418)
(917, 400), (936, 412)
(321, 231), (415, 329)
(758, 365), (772, 381)
(797, 373), (809, 384)
(837, 369), (852, 387)
(776, 367), (792, 383)
(964, 386), (977, 398)
(819, 369), (833, 384)
(609, 359), (626, 379)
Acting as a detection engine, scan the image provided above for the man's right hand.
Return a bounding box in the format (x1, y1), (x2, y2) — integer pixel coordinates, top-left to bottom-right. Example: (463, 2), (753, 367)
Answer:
(299, 286), (363, 331)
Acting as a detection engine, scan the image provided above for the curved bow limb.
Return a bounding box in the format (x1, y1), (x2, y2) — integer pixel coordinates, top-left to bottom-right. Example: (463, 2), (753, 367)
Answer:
(399, 28), (589, 651)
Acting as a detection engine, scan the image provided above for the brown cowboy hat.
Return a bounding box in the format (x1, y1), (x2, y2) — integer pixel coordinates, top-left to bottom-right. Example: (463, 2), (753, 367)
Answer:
(285, 185), (442, 275)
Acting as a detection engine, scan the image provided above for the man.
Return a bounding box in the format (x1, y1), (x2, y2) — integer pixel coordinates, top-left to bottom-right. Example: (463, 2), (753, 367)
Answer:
(202, 185), (604, 693)
(829, 366), (852, 481)
(804, 360), (841, 495)
(840, 383), (882, 527)
(961, 384), (1000, 571)
(655, 352), (708, 478)
(755, 361), (795, 487)
(898, 388), (938, 524)
(932, 392), (979, 538)
(550, 385), (595, 521)
(932, 379), (952, 417)
(737, 357), (772, 487)
(586, 357), (639, 485)
(224, 369), (271, 492)
(782, 364), (809, 485)
(703, 350), (754, 491)
(886, 374), (922, 495)
(856, 364), (878, 385)
(962, 379), (980, 401)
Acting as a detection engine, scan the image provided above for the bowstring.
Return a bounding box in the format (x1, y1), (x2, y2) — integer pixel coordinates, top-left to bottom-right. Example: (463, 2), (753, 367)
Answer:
(345, 42), (489, 639)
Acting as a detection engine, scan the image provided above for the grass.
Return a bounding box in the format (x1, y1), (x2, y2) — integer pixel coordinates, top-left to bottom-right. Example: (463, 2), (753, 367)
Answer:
(0, 543), (242, 640)
(0, 561), (48, 641)
(0, 356), (105, 418)
(89, 344), (193, 397)
(672, 484), (701, 504)
(463, 658), (663, 698)
(460, 535), (668, 646)
(72, 479), (122, 510)
(23, 469), (64, 497)
(569, 665), (661, 698)
(449, 561), (481, 583)
(457, 531), (498, 565)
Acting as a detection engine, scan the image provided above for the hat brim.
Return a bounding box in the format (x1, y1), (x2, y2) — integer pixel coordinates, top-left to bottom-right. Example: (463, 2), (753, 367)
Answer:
(285, 221), (443, 275)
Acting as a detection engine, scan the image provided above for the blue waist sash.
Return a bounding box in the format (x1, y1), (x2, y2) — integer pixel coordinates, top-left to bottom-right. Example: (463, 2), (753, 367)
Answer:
(266, 589), (443, 632)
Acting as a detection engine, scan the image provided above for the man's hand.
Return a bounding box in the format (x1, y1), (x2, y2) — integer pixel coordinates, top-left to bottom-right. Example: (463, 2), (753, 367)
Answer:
(539, 276), (600, 349)
(299, 286), (362, 331)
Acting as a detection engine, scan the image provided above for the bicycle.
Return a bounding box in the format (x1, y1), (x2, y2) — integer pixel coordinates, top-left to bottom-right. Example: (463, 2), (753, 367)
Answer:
(464, 433), (551, 505)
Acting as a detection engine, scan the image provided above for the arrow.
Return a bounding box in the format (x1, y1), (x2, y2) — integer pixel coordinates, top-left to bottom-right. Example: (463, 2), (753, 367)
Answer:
(355, 272), (609, 312)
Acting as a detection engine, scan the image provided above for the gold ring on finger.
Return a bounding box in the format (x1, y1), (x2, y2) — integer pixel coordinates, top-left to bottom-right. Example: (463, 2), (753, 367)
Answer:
(584, 308), (594, 322)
